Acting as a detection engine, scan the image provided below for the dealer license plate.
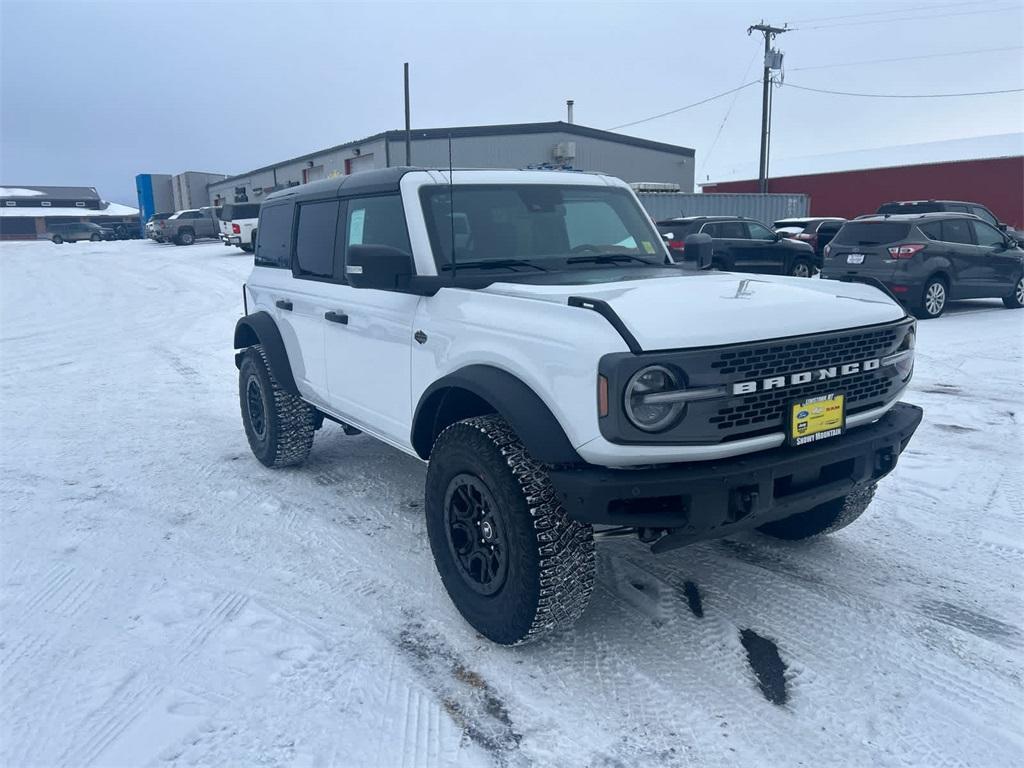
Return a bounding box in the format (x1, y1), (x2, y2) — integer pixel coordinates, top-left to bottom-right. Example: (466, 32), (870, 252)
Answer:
(847, 254), (865, 264)
(789, 392), (846, 447)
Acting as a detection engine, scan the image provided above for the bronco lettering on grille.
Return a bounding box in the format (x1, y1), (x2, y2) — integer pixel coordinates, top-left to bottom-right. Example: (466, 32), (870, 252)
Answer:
(732, 358), (881, 395)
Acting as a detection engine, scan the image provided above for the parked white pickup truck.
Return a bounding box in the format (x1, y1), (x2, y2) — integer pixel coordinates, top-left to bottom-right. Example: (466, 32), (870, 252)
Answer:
(219, 202), (260, 252)
(232, 168), (923, 646)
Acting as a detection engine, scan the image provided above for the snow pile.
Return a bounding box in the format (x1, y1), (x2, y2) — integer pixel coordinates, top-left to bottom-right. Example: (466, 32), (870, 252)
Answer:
(1, 239), (1022, 766)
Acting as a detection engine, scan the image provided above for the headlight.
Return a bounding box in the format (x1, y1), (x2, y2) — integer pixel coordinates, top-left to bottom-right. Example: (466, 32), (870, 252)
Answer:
(882, 325), (915, 382)
(624, 365), (685, 432)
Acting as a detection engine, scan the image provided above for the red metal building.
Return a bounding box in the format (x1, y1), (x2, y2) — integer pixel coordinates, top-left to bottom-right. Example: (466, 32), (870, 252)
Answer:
(705, 155), (1024, 228)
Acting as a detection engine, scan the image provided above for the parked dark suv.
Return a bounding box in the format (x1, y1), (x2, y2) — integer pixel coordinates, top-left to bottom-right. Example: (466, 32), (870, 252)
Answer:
(47, 222), (116, 244)
(877, 200), (1023, 244)
(822, 213), (1024, 319)
(656, 216), (816, 277)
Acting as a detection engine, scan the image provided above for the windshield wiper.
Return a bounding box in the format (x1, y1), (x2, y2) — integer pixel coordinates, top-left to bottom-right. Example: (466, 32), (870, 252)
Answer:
(565, 253), (657, 266)
(440, 259), (547, 272)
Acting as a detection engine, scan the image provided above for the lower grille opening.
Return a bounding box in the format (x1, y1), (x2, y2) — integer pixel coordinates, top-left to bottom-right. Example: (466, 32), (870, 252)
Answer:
(773, 458), (856, 498)
(608, 495), (686, 520)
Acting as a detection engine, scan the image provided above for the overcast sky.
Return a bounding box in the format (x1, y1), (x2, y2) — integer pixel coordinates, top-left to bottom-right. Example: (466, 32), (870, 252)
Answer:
(2, 0), (1022, 205)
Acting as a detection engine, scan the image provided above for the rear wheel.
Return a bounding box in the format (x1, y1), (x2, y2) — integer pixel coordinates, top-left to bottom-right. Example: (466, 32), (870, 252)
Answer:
(177, 229), (195, 246)
(90, 233), (101, 242)
(425, 415), (595, 645)
(758, 483), (876, 540)
(790, 258), (813, 278)
(1003, 275), (1024, 309)
(238, 345), (316, 468)
(914, 276), (947, 319)
(51, 235), (63, 244)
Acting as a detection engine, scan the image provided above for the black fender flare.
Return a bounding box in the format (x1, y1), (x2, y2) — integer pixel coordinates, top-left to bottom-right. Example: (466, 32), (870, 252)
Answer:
(412, 365), (581, 465)
(233, 311), (299, 395)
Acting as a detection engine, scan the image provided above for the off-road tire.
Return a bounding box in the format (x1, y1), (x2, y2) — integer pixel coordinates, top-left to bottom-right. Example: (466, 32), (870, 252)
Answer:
(1003, 275), (1024, 309)
(914, 276), (947, 319)
(238, 345), (316, 468)
(52, 235), (63, 244)
(424, 414), (596, 645)
(757, 482), (877, 541)
(790, 258), (813, 278)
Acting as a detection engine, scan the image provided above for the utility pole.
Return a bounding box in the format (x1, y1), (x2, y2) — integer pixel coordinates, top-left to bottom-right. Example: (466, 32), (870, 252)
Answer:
(748, 22), (787, 193)
(404, 62), (412, 166)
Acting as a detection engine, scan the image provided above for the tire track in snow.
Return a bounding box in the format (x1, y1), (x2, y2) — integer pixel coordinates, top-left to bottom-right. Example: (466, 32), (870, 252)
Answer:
(178, 592), (249, 663)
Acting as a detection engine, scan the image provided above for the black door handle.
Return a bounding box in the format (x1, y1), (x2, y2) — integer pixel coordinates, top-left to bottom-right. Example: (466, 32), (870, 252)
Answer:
(275, 299), (293, 311)
(324, 311), (349, 325)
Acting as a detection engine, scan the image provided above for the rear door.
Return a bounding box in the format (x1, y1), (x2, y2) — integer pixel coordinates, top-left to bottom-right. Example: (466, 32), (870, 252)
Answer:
(971, 219), (1019, 296)
(324, 194), (420, 445)
(703, 220), (752, 271)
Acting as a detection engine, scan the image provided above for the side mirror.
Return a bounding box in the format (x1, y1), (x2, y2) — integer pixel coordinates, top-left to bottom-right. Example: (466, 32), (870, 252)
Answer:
(346, 244), (414, 290)
(684, 232), (714, 270)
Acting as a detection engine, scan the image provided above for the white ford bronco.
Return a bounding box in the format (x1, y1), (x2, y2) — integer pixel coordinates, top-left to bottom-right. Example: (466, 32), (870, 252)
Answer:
(234, 168), (923, 645)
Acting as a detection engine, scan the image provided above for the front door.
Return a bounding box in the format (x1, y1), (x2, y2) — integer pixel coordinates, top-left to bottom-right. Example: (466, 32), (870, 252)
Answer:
(324, 194), (420, 446)
(745, 221), (786, 274)
(971, 219), (1019, 297)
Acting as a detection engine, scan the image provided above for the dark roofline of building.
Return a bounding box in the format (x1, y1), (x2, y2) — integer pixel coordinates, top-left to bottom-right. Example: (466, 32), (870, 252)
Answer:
(212, 122), (695, 187)
(0, 185), (100, 200)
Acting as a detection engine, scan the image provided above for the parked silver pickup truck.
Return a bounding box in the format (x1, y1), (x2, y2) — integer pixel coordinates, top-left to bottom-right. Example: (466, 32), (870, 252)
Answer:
(156, 207), (220, 245)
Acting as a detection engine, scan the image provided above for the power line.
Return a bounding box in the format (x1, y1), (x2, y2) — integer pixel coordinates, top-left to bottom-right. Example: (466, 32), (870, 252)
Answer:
(781, 82), (1024, 99)
(700, 50), (760, 178)
(789, 45), (1024, 72)
(794, 1), (982, 25)
(790, 4), (1019, 31)
(607, 81), (760, 131)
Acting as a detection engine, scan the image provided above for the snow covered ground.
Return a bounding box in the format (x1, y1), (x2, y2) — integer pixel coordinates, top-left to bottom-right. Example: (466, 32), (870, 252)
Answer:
(1, 239), (1022, 768)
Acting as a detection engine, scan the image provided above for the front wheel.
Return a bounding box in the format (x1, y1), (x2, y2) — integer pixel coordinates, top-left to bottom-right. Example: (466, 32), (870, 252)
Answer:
(52, 235), (63, 244)
(1003, 276), (1023, 309)
(914, 276), (947, 319)
(238, 345), (316, 467)
(425, 415), (595, 645)
(90, 233), (101, 242)
(790, 258), (813, 278)
(758, 483), (876, 540)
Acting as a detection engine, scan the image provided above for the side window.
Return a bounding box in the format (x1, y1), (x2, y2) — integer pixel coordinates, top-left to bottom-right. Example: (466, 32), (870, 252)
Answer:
(971, 220), (1005, 248)
(919, 222), (943, 241)
(254, 203), (294, 268)
(343, 195), (411, 259)
(746, 222), (775, 240)
(294, 200), (341, 279)
(946, 204), (969, 214)
(941, 218), (974, 245)
(970, 206), (998, 227)
(718, 221), (747, 239)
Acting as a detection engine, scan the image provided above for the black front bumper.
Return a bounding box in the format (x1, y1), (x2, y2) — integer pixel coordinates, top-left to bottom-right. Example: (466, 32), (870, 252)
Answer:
(550, 402), (923, 551)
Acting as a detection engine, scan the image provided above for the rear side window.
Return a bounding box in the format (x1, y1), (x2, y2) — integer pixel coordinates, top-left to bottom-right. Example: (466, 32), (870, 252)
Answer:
(919, 222), (942, 240)
(833, 222), (911, 245)
(294, 200), (341, 278)
(222, 203), (261, 221)
(877, 202), (938, 215)
(704, 221), (746, 239)
(344, 195), (411, 253)
(941, 219), (973, 245)
(255, 203), (294, 268)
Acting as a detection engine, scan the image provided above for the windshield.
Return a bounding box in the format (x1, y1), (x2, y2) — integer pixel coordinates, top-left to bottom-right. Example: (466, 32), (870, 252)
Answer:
(419, 184), (668, 272)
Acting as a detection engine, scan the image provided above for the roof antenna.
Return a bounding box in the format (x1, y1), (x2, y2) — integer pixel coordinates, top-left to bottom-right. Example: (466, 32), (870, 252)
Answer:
(448, 132), (456, 281)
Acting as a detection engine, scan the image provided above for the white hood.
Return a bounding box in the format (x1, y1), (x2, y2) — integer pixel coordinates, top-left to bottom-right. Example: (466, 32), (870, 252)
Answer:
(482, 272), (907, 350)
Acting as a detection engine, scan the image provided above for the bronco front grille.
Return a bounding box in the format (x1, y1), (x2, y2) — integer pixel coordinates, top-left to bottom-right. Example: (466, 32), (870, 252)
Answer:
(707, 323), (908, 437)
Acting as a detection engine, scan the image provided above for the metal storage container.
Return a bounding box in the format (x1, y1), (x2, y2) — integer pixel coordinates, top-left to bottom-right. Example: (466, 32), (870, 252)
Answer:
(637, 192), (809, 224)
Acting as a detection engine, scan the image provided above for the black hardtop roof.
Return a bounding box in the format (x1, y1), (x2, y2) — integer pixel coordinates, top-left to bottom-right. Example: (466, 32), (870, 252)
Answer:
(263, 166), (616, 204)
